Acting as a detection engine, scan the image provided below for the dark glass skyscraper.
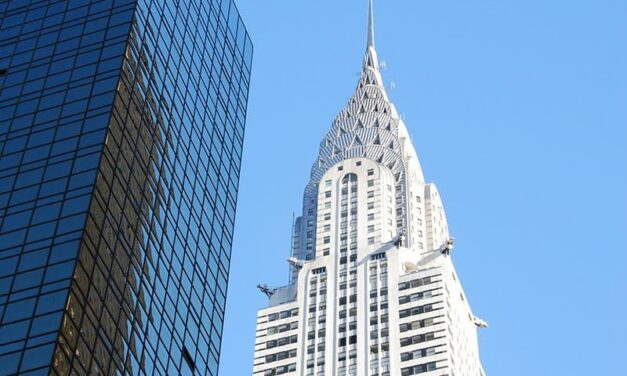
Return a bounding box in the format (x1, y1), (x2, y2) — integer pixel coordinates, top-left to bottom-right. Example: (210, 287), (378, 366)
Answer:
(0, 1), (252, 375)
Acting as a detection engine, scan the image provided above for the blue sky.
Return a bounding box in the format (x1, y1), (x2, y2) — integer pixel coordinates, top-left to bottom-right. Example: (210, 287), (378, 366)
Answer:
(220, 1), (627, 375)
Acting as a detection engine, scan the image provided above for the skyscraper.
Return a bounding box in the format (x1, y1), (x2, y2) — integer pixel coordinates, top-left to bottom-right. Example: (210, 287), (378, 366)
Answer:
(0, 1), (252, 375)
(253, 2), (486, 375)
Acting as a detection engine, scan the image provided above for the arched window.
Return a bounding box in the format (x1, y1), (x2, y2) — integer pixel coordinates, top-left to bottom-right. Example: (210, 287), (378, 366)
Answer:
(341, 173), (358, 184)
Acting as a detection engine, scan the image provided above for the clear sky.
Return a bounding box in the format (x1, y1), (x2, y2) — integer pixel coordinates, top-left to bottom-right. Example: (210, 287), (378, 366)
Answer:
(220, 1), (627, 375)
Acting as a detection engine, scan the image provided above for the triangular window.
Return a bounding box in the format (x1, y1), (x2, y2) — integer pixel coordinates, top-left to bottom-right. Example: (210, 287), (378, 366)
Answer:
(373, 135), (381, 145)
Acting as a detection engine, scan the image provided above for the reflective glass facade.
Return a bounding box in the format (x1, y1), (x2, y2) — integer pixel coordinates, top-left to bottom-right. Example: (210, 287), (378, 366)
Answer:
(0, 1), (252, 375)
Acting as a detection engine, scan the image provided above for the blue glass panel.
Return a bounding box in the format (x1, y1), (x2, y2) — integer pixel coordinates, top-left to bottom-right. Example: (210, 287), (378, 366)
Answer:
(19, 344), (54, 371)
(29, 312), (63, 337)
(35, 289), (69, 316)
(0, 352), (20, 375)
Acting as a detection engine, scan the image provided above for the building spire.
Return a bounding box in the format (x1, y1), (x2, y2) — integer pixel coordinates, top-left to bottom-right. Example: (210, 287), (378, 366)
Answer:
(367, 0), (375, 48)
(362, 0), (380, 73)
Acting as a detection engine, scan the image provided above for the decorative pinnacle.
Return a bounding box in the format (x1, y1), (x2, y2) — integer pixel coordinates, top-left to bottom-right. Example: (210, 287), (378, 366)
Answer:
(367, 0), (375, 48)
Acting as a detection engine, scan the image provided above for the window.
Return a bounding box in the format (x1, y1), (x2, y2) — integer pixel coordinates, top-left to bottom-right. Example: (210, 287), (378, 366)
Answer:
(401, 361), (437, 375)
(368, 179), (374, 187)
(367, 169), (374, 176)
(399, 304), (434, 319)
(325, 180), (332, 187)
(325, 191), (331, 198)
(368, 237), (375, 245)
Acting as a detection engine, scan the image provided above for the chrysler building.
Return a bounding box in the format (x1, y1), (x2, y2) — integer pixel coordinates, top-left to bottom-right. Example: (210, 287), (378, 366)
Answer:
(253, 2), (487, 375)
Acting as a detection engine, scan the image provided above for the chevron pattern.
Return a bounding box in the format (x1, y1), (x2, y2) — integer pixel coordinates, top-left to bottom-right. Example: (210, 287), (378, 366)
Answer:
(293, 43), (427, 264)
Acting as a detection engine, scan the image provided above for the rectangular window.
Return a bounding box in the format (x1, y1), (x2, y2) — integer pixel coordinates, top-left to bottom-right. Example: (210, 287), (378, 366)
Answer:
(367, 169), (374, 176)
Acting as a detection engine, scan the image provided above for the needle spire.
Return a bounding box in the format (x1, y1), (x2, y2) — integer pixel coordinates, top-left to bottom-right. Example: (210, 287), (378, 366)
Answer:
(367, 0), (375, 48)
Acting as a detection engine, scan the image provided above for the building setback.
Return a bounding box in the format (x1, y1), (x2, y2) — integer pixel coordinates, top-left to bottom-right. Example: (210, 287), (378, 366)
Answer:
(253, 2), (486, 375)
(0, 0), (251, 375)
